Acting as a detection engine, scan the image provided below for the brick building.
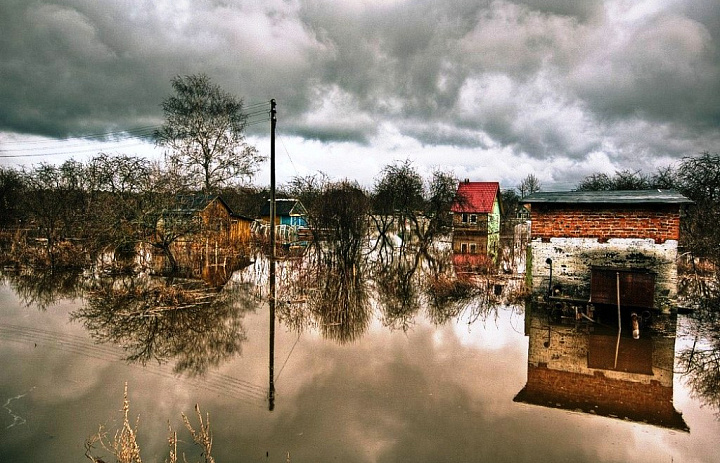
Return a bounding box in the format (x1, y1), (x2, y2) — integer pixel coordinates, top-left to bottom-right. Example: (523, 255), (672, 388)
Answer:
(523, 190), (692, 311)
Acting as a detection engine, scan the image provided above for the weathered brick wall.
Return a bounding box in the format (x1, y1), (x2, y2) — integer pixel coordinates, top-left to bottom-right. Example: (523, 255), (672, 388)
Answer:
(518, 364), (686, 429)
(530, 204), (681, 244)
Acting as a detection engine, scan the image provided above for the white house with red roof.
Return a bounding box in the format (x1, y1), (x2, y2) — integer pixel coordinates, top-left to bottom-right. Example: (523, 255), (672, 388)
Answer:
(451, 180), (502, 264)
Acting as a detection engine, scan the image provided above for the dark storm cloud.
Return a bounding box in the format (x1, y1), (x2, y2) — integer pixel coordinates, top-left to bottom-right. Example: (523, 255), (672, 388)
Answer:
(0, 1), (171, 137)
(570, 12), (720, 126)
(512, 0), (605, 22)
(1, 0), (719, 180)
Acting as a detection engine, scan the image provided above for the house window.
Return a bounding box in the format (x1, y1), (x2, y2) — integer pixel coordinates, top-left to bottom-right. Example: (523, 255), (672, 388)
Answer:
(469, 214), (477, 224)
(460, 243), (468, 253)
(469, 243), (477, 254)
(462, 213), (469, 223)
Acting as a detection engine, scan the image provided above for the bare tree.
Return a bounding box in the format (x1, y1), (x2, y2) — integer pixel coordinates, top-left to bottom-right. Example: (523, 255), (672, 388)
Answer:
(0, 166), (25, 228)
(21, 160), (88, 267)
(575, 169), (650, 191)
(517, 174), (541, 198)
(154, 74), (264, 192)
(675, 152), (720, 271)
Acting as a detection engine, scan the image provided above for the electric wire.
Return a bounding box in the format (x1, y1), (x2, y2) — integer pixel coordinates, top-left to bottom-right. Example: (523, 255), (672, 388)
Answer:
(0, 322), (267, 406)
(274, 332), (301, 384)
(0, 125), (159, 147)
(0, 141), (153, 158)
(279, 136), (300, 178)
(0, 100), (272, 157)
(1, 108), (272, 159)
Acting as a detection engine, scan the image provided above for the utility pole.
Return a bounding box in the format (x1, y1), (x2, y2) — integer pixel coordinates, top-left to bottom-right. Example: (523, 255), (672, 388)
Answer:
(268, 99), (276, 410)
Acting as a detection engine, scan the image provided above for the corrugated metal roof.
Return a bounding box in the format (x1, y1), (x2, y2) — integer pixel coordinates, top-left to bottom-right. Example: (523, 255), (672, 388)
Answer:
(451, 181), (500, 213)
(522, 189), (692, 204)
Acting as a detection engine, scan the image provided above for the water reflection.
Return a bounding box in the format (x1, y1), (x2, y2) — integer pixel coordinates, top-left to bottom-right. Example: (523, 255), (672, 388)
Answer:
(676, 294), (720, 417)
(271, 240), (371, 344)
(261, 231), (506, 342)
(2, 267), (85, 310)
(373, 254), (422, 331)
(516, 300), (689, 431)
(71, 275), (257, 375)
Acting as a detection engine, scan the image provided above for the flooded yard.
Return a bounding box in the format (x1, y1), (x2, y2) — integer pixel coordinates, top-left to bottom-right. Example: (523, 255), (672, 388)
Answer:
(1, 267), (719, 462)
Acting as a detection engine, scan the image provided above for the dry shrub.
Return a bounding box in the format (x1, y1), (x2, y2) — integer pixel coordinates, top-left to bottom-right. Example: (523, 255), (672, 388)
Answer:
(85, 383), (216, 463)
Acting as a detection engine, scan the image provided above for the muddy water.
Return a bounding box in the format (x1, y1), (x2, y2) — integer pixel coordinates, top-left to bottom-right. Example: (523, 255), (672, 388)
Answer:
(0, 279), (718, 462)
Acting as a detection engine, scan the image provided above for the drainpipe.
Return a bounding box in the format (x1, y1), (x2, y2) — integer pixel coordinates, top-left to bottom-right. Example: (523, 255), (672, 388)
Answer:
(546, 258), (553, 297)
(614, 271), (621, 369)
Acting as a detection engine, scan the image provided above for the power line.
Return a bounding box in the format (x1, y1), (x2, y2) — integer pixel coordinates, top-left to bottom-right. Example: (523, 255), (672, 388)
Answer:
(1, 103), (272, 150)
(244, 100), (272, 108)
(0, 126), (159, 147)
(0, 133), (156, 153)
(279, 136), (300, 178)
(0, 142), (153, 158)
(1, 112), (272, 159)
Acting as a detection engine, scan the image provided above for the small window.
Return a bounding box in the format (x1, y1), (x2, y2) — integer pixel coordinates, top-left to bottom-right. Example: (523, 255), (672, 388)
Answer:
(470, 214), (477, 224)
(462, 213), (469, 223)
(469, 243), (477, 254)
(460, 243), (468, 253)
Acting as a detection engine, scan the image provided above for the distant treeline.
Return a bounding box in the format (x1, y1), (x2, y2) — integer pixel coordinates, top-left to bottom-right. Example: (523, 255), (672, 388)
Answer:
(0, 157), (460, 270)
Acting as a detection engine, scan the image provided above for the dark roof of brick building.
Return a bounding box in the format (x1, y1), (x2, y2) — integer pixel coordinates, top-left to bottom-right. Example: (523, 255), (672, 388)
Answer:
(523, 190), (692, 205)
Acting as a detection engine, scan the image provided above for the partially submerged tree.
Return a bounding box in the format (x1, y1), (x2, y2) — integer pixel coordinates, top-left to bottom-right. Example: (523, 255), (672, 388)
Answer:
(155, 74), (264, 192)
(20, 160), (89, 266)
(0, 166), (25, 228)
(371, 160), (425, 259)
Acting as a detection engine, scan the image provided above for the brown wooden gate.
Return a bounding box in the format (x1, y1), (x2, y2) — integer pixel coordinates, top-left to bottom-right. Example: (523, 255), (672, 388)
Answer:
(590, 267), (656, 309)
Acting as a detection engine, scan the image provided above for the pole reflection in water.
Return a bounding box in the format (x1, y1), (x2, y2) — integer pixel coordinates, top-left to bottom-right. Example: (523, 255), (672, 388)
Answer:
(515, 300), (688, 431)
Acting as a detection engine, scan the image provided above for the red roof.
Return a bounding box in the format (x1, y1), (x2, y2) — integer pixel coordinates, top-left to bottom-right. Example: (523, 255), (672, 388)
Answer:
(451, 181), (500, 213)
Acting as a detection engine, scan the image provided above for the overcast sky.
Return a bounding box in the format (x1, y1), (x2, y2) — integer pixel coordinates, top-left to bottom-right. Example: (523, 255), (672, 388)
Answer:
(1, 0), (719, 191)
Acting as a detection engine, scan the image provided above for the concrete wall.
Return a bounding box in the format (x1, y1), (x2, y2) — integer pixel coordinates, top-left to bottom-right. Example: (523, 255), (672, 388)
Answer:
(529, 237), (679, 309)
(526, 312), (675, 387)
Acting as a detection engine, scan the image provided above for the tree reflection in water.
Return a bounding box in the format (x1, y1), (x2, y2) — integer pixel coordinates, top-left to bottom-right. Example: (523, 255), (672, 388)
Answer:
(2, 268), (85, 310)
(676, 290), (720, 417)
(268, 232), (503, 342)
(71, 275), (257, 375)
(275, 182), (372, 344)
(303, 247), (370, 343)
(425, 252), (501, 326)
(374, 257), (421, 332)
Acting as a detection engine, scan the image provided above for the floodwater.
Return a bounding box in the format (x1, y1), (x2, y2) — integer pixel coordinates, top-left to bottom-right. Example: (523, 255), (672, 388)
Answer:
(0, 265), (719, 462)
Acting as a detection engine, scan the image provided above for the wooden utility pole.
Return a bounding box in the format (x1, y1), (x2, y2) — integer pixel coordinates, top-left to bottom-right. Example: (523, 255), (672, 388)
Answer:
(269, 99), (277, 410)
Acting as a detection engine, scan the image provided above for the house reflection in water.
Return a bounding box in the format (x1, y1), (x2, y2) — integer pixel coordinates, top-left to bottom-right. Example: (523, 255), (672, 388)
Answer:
(515, 302), (688, 431)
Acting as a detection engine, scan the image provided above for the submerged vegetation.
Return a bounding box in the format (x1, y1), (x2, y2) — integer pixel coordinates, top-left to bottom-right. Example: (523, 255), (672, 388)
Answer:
(85, 383), (217, 463)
